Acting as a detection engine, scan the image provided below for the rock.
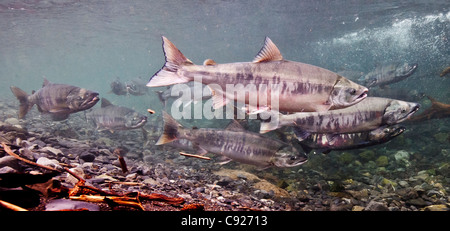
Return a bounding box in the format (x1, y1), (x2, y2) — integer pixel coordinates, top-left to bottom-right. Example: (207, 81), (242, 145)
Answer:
(352, 205), (365, 211)
(365, 200), (389, 211)
(5, 117), (20, 126)
(0, 156), (19, 170)
(397, 188), (419, 200)
(398, 180), (409, 188)
(423, 204), (449, 211)
(433, 132), (449, 143)
(213, 169), (260, 181)
(66, 167), (85, 185)
(406, 198), (428, 207)
(253, 180), (290, 198)
(394, 150), (410, 167)
(358, 150), (375, 162)
(36, 157), (62, 170)
(375, 156), (389, 167)
(381, 178), (397, 188)
(79, 152), (96, 162)
(143, 178), (159, 185)
(40, 147), (63, 156)
(338, 152), (354, 165)
(0, 166), (19, 174)
(45, 199), (100, 211)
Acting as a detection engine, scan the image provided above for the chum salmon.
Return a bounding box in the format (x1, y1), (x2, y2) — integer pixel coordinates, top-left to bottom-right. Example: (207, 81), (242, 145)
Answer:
(10, 79), (99, 121)
(147, 37), (368, 113)
(260, 97), (419, 139)
(156, 111), (308, 168)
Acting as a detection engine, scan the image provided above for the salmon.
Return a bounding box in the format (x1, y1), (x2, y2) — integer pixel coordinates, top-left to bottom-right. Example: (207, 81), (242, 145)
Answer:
(147, 37), (368, 113)
(260, 97), (419, 138)
(10, 79), (99, 121)
(156, 111), (307, 168)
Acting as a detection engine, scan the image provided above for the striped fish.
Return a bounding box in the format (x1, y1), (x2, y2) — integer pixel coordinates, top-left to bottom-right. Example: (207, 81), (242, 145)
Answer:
(260, 97), (419, 139)
(85, 98), (147, 131)
(360, 63), (418, 88)
(147, 37), (368, 113)
(298, 125), (406, 153)
(156, 111), (307, 168)
(10, 79), (99, 121)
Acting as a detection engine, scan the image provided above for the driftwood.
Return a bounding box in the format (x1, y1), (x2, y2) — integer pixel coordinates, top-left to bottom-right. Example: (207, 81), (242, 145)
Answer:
(179, 152), (211, 160)
(1, 142), (61, 173)
(408, 96), (450, 122)
(0, 199), (28, 211)
(1, 143), (185, 211)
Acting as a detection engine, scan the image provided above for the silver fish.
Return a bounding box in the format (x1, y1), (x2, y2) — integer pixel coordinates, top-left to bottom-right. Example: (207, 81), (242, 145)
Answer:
(85, 98), (147, 131)
(147, 37), (368, 113)
(359, 63), (418, 88)
(260, 97), (419, 139)
(155, 82), (213, 108)
(110, 78), (128, 96)
(125, 77), (149, 96)
(298, 125), (406, 153)
(156, 111), (307, 168)
(10, 79), (99, 121)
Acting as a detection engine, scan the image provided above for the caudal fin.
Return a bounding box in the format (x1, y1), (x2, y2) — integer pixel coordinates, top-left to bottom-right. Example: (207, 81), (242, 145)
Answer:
(147, 36), (193, 87)
(10, 86), (31, 119)
(258, 110), (281, 134)
(156, 111), (184, 145)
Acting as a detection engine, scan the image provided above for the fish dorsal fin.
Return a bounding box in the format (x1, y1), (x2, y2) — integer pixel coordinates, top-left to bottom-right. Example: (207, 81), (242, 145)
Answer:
(225, 120), (245, 131)
(253, 37), (283, 63)
(101, 98), (113, 108)
(43, 78), (51, 87)
(203, 59), (217, 66)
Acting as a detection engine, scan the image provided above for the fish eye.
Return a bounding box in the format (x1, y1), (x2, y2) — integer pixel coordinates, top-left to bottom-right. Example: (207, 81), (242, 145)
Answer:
(401, 109), (406, 113)
(290, 156), (297, 161)
(349, 88), (356, 95)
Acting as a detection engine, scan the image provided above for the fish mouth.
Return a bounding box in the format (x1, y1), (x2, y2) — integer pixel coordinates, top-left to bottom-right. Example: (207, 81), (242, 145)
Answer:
(356, 88), (368, 101)
(400, 103), (421, 122)
(407, 103), (420, 117)
(129, 117), (148, 129)
(391, 126), (406, 137)
(404, 63), (418, 76)
(83, 95), (100, 108)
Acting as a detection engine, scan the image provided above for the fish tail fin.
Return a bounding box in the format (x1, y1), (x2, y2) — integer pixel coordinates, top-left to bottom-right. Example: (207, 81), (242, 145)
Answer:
(10, 86), (32, 119)
(258, 111), (281, 134)
(147, 36), (193, 87)
(156, 111), (184, 145)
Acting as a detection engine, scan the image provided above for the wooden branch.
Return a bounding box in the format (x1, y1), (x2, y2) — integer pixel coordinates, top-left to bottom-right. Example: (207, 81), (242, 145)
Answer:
(179, 152), (211, 160)
(0, 199), (28, 211)
(1, 142), (61, 172)
(70, 195), (145, 211)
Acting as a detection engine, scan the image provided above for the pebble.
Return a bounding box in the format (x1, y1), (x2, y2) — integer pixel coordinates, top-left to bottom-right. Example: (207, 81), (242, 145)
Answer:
(4, 117), (20, 126)
(79, 152), (96, 162)
(365, 200), (389, 211)
(0, 155), (19, 170)
(36, 157), (62, 170)
(45, 199), (100, 211)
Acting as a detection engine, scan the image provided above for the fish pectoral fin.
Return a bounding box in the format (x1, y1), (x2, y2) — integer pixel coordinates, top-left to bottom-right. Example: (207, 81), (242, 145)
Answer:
(245, 104), (270, 115)
(292, 127), (311, 141)
(210, 90), (230, 109)
(216, 156), (233, 165)
(192, 143), (208, 156)
(253, 37), (283, 63)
